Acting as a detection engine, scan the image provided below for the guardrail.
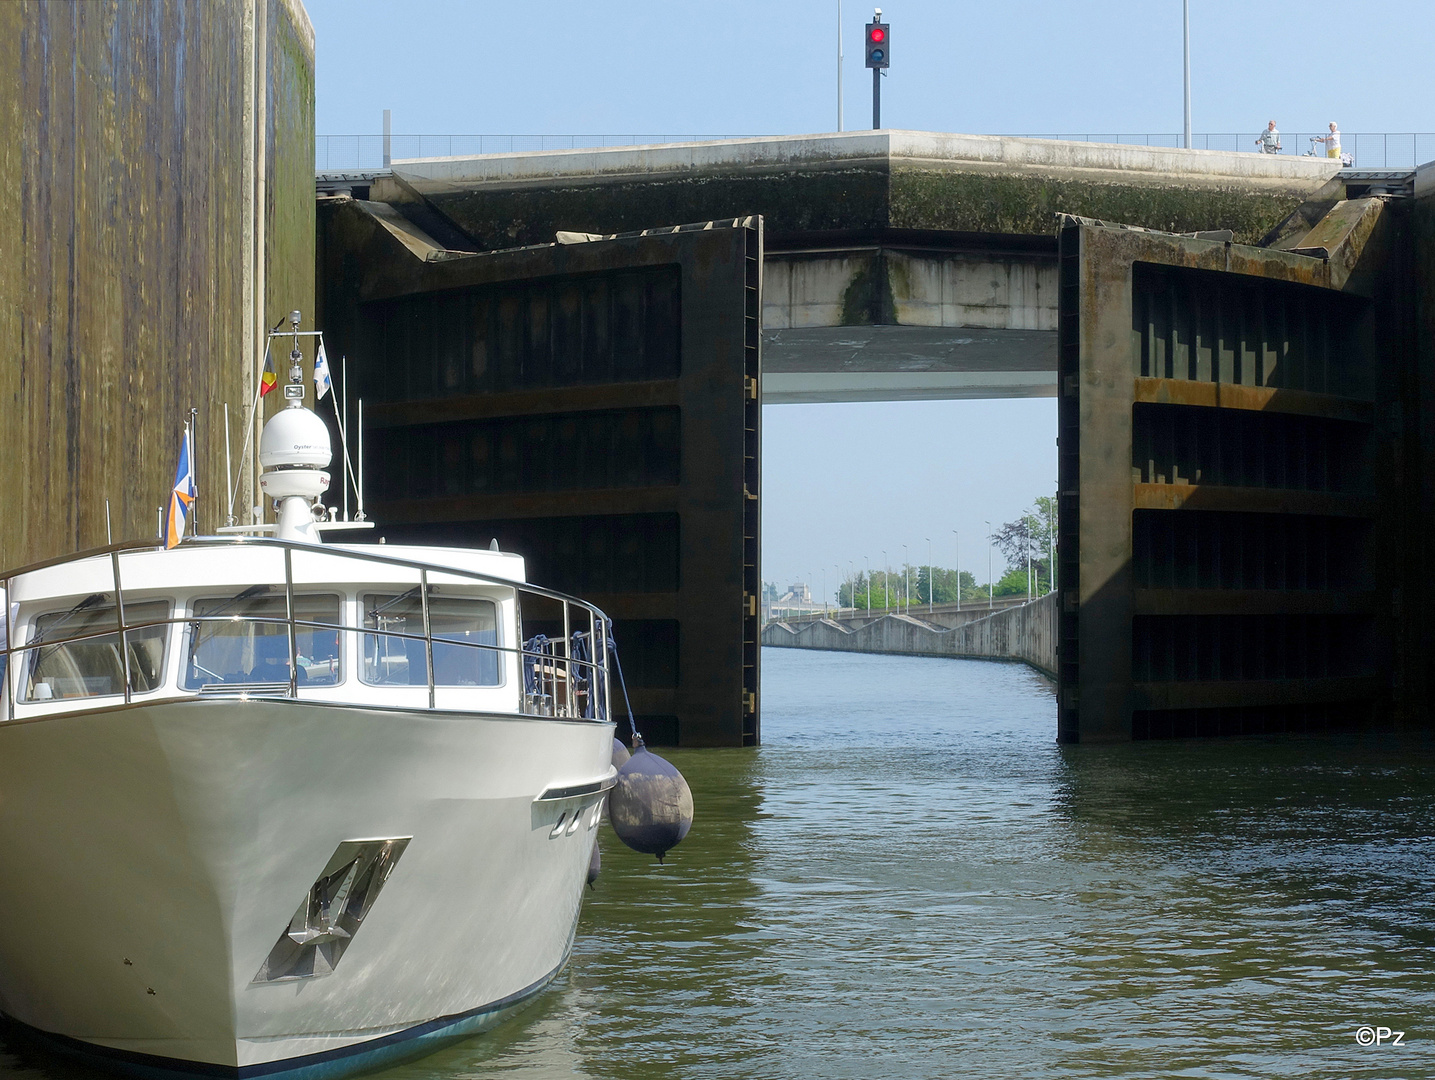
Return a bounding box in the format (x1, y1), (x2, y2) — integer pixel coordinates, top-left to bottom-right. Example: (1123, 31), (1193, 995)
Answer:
(0, 538), (612, 723)
(315, 132), (1435, 173)
(770, 593), (1038, 625)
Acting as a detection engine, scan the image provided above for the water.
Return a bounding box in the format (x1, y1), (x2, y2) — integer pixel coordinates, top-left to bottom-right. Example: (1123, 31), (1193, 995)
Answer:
(3, 648), (1432, 1079)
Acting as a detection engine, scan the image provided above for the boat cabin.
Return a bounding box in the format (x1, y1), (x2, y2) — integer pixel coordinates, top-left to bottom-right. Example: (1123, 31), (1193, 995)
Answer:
(0, 541), (610, 724)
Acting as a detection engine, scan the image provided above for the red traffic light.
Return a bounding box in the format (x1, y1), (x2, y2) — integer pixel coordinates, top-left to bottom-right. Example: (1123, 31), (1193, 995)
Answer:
(868, 26), (885, 42)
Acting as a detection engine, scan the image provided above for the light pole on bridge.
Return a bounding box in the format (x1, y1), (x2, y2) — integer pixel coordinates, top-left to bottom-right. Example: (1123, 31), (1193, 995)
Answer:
(926, 537), (932, 616)
(902, 543), (909, 615)
(953, 529), (960, 612)
(985, 520), (993, 609)
(1182, 0), (1192, 150)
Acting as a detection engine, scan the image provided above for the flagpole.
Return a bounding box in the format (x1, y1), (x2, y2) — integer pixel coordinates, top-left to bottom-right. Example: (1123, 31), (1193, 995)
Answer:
(357, 398), (365, 521)
(224, 403), (236, 526)
(325, 354), (360, 523)
(341, 352), (350, 522)
(229, 338), (269, 526)
(189, 409), (198, 536)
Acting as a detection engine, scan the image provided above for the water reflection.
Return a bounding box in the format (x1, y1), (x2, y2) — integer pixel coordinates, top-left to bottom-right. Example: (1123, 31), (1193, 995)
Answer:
(1, 649), (1431, 1079)
(1051, 735), (1435, 1078)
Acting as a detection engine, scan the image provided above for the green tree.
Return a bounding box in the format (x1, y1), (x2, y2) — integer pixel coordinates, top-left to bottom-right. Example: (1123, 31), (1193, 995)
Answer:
(992, 495), (1057, 595)
(914, 566), (977, 604)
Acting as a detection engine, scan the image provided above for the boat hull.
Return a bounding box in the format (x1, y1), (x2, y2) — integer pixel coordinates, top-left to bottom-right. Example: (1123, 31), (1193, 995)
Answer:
(0, 698), (613, 1076)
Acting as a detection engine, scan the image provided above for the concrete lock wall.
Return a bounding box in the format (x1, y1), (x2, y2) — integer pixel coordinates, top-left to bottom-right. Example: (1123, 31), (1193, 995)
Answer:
(763, 593), (1058, 680)
(0, 0), (315, 566)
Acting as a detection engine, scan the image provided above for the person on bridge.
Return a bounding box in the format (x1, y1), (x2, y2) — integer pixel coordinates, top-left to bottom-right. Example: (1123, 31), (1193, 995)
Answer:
(1255, 121), (1282, 154)
(1313, 121), (1342, 159)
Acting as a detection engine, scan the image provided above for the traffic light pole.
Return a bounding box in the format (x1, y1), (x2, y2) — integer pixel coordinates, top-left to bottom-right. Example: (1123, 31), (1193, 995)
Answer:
(864, 10), (888, 130)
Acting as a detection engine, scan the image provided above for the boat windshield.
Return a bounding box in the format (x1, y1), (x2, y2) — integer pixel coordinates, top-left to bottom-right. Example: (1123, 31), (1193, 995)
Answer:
(362, 592), (500, 686)
(24, 599), (169, 701)
(183, 594), (343, 690)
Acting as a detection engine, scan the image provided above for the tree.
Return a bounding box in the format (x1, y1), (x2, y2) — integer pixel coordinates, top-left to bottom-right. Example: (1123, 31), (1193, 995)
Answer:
(992, 495), (1057, 594)
(915, 566), (976, 604)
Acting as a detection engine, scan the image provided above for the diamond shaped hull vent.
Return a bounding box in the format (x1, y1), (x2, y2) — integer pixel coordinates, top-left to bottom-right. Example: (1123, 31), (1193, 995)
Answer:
(252, 837), (411, 984)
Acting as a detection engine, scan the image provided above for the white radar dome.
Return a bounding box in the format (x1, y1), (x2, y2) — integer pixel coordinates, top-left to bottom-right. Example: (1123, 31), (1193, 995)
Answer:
(259, 406), (332, 470)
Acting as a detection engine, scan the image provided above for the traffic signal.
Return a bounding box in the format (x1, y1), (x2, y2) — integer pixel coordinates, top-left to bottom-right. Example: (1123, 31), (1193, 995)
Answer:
(864, 19), (890, 68)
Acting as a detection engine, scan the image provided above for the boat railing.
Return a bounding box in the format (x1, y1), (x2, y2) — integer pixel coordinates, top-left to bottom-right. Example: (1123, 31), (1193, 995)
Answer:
(0, 537), (612, 723)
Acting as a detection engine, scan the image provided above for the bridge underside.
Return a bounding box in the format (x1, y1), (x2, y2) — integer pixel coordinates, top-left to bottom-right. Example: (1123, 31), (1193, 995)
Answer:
(762, 326), (1056, 403)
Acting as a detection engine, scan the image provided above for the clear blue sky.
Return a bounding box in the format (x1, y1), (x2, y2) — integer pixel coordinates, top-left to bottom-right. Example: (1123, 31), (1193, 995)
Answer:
(305, 0), (1433, 597)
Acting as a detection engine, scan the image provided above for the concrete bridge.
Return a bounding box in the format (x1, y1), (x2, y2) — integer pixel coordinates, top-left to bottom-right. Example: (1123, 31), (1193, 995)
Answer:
(324, 132), (1338, 407)
(763, 593), (1058, 679)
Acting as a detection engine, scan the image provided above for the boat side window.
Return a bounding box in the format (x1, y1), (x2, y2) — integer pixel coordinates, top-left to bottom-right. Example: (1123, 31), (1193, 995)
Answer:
(183, 593), (343, 690)
(23, 599), (169, 702)
(362, 592), (500, 687)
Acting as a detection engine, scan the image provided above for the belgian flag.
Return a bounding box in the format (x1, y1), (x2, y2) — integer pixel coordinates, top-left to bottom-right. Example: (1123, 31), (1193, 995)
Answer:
(260, 346), (278, 397)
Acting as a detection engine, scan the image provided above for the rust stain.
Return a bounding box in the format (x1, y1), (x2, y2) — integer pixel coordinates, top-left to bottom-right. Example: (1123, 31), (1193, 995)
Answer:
(1132, 377), (1375, 422)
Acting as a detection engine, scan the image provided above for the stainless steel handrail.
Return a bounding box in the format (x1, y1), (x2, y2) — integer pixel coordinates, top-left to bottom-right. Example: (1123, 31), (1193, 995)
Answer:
(0, 536), (612, 722)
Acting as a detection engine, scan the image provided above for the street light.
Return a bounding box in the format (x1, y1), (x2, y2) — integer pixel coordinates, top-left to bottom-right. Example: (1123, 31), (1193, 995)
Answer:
(926, 536), (932, 615)
(822, 567), (828, 617)
(902, 543), (908, 614)
(1050, 480), (1057, 595)
(864, 555), (871, 614)
(882, 549), (888, 612)
(1182, 0), (1191, 150)
(985, 520), (993, 609)
(952, 529), (960, 612)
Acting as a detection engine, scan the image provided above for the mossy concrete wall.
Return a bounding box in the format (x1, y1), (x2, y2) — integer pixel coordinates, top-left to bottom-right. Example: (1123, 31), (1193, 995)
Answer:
(0, 0), (314, 566)
(382, 131), (1341, 252)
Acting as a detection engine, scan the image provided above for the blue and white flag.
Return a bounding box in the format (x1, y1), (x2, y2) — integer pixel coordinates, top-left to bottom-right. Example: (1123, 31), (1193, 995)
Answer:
(164, 423), (196, 549)
(314, 340), (332, 401)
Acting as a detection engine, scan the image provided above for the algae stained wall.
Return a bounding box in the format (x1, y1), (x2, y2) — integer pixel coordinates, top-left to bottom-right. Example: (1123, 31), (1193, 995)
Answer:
(0, 0), (314, 568)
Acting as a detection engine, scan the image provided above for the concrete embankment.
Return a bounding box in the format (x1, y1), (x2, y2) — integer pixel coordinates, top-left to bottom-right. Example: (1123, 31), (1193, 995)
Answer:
(762, 592), (1057, 679)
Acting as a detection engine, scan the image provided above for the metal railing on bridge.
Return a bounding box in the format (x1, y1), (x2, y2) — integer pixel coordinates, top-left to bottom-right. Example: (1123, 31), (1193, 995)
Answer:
(316, 132), (1435, 174)
(768, 593), (1038, 627)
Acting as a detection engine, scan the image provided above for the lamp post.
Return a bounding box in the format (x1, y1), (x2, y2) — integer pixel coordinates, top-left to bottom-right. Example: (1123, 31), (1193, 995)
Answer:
(882, 549), (888, 612)
(952, 529), (960, 611)
(1050, 481), (1057, 594)
(926, 536), (932, 615)
(902, 543), (909, 614)
(1182, 0), (1191, 150)
(864, 555), (871, 614)
(985, 520), (993, 609)
(822, 567), (828, 616)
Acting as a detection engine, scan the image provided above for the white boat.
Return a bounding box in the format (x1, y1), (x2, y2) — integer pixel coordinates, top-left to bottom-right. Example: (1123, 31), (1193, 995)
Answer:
(0, 332), (618, 1077)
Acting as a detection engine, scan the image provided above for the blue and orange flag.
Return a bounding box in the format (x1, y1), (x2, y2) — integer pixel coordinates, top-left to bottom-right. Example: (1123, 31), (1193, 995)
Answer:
(164, 424), (196, 549)
(259, 345), (278, 397)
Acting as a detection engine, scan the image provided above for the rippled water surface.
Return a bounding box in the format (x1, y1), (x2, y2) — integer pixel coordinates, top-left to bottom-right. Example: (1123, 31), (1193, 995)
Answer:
(3, 648), (1433, 1079)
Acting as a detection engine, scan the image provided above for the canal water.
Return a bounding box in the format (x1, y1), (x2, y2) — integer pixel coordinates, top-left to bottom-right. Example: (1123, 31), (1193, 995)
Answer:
(2, 648), (1431, 1079)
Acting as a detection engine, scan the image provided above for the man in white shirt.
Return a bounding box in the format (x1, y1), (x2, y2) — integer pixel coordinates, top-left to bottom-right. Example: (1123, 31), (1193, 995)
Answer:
(1255, 121), (1281, 154)
(1313, 122), (1341, 159)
